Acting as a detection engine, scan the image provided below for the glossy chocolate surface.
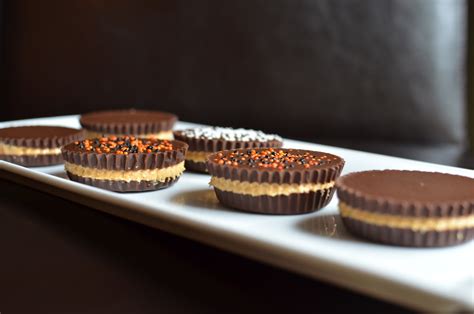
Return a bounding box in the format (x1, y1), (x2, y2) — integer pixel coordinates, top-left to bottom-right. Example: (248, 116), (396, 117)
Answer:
(207, 148), (345, 184)
(0, 126), (83, 148)
(80, 109), (177, 133)
(62, 139), (188, 170)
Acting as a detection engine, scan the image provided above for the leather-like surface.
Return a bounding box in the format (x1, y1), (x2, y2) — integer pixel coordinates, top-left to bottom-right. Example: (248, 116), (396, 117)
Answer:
(1, 0), (468, 166)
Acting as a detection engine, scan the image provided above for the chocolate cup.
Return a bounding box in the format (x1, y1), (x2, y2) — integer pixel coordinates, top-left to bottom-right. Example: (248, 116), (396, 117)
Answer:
(62, 139), (187, 192)
(207, 148), (344, 214)
(80, 109), (177, 134)
(336, 170), (474, 217)
(0, 126), (84, 148)
(0, 154), (63, 167)
(66, 172), (180, 192)
(336, 170), (474, 247)
(185, 160), (208, 173)
(341, 216), (474, 247)
(214, 188), (336, 215)
(61, 140), (188, 171)
(173, 130), (283, 152)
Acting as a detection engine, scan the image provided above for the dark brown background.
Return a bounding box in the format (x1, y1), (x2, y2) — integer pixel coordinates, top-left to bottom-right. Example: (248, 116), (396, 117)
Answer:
(1, 0), (472, 167)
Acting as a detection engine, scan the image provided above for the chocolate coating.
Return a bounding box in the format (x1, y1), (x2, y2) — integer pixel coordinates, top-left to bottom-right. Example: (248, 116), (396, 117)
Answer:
(174, 130), (282, 153)
(0, 154), (63, 167)
(336, 170), (474, 218)
(185, 160), (209, 173)
(61, 139), (188, 170)
(80, 109), (177, 134)
(336, 170), (474, 247)
(342, 217), (474, 247)
(338, 170), (474, 203)
(208, 148), (344, 214)
(214, 188), (336, 215)
(0, 126), (84, 148)
(67, 172), (180, 192)
(207, 149), (345, 184)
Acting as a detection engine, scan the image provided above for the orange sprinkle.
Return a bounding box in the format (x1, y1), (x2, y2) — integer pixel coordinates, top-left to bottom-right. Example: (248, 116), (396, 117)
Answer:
(76, 136), (175, 154)
(212, 148), (329, 170)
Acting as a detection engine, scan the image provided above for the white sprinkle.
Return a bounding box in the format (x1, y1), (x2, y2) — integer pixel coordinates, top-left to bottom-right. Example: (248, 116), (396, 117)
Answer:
(179, 127), (282, 142)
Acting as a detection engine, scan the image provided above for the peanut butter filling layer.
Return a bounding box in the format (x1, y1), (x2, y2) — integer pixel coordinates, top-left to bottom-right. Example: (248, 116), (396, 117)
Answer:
(65, 161), (185, 182)
(0, 143), (61, 156)
(85, 130), (174, 140)
(210, 176), (334, 197)
(339, 202), (474, 232)
(186, 150), (210, 163)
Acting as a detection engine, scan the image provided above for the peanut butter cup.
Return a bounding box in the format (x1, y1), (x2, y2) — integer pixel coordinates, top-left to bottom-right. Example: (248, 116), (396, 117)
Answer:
(80, 109), (177, 140)
(207, 148), (344, 214)
(62, 136), (188, 192)
(174, 127), (283, 173)
(0, 126), (84, 167)
(336, 170), (474, 247)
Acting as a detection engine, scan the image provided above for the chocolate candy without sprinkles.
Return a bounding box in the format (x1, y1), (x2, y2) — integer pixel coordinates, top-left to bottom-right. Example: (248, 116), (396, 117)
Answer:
(336, 170), (474, 247)
(0, 126), (84, 167)
(80, 109), (177, 140)
(62, 136), (188, 192)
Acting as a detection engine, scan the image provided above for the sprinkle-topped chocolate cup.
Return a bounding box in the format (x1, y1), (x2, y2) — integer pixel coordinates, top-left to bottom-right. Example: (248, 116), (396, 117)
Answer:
(207, 148), (344, 214)
(62, 136), (188, 192)
(336, 170), (474, 247)
(174, 127), (283, 173)
(80, 109), (178, 140)
(0, 126), (84, 167)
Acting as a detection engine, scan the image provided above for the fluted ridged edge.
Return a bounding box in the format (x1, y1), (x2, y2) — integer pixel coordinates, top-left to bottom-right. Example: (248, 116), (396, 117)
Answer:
(0, 127), (84, 148)
(61, 140), (188, 170)
(336, 171), (474, 218)
(80, 110), (177, 134)
(173, 131), (283, 152)
(214, 187), (336, 214)
(341, 216), (474, 247)
(207, 150), (344, 184)
(0, 154), (63, 167)
(66, 172), (180, 192)
(185, 160), (208, 173)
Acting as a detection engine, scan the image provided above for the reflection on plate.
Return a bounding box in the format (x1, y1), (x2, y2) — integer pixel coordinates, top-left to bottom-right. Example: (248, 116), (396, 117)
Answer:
(171, 189), (223, 210)
(299, 214), (353, 239)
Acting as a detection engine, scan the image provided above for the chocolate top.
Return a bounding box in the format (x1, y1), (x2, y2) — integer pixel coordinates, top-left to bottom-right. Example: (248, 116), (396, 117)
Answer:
(207, 148), (344, 184)
(0, 126), (84, 148)
(173, 127), (283, 152)
(175, 127), (282, 142)
(68, 136), (180, 154)
(337, 170), (474, 203)
(209, 148), (341, 170)
(62, 137), (188, 170)
(80, 109), (177, 133)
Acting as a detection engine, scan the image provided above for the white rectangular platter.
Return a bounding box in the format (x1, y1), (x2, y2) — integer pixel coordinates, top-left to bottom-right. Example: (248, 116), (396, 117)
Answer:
(0, 115), (473, 313)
